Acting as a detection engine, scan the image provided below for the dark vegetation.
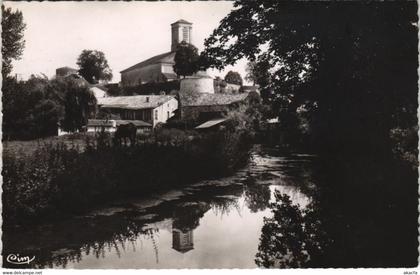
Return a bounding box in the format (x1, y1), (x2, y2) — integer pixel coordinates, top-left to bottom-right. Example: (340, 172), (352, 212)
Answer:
(201, 1), (419, 268)
(255, 151), (418, 268)
(2, 128), (253, 228)
(173, 41), (200, 78)
(224, 70), (243, 86)
(76, 49), (113, 84)
(3, 76), (95, 140)
(201, 1), (418, 168)
(1, 5), (26, 79)
(121, 80), (180, 96)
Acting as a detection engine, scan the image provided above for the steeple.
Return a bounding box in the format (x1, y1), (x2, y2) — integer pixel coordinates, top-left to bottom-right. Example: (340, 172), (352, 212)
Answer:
(171, 19), (192, 52)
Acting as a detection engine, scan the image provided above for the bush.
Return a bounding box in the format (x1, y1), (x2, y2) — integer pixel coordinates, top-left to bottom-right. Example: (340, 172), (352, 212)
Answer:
(3, 128), (253, 227)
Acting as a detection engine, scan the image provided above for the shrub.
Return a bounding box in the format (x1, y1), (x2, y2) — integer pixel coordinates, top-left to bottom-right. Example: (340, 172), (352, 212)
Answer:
(3, 127), (253, 227)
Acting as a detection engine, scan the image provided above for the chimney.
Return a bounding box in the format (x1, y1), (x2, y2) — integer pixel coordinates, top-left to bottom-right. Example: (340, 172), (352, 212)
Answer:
(146, 96), (150, 103)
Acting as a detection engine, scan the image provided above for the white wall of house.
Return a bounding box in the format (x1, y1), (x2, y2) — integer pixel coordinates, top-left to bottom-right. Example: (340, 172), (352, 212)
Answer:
(86, 126), (117, 133)
(225, 83), (241, 93)
(151, 97), (178, 127)
(161, 64), (176, 74)
(90, 87), (107, 99)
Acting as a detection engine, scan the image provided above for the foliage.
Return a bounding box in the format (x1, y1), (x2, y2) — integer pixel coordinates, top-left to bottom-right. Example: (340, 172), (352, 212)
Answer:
(2, 75), (67, 140)
(255, 192), (328, 268)
(223, 92), (267, 135)
(224, 70), (243, 86)
(202, 1), (418, 157)
(2, 74), (97, 139)
(77, 50), (113, 84)
(173, 41), (200, 78)
(61, 81), (97, 132)
(122, 80), (180, 96)
(3, 129), (253, 227)
(245, 60), (271, 103)
(1, 5), (26, 78)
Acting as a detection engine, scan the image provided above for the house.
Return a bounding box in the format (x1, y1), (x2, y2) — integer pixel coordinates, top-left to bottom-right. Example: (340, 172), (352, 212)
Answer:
(120, 19), (193, 87)
(97, 95), (178, 128)
(90, 86), (108, 99)
(86, 119), (152, 134)
(178, 90), (249, 123)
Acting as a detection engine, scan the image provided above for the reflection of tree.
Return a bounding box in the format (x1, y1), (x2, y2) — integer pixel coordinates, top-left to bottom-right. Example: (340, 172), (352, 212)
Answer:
(210, 197), (241, 217)
(255, 191), (328, 268)
(244, 183), (271, 213)
(172, 202), (211, 233)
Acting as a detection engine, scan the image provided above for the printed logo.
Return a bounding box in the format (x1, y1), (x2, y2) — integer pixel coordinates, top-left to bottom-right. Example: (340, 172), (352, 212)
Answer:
(6, 254), (35, 265)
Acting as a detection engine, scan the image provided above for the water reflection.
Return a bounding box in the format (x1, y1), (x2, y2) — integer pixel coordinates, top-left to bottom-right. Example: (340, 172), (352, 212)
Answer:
(3, 146), (316, 269)
(255, 191), (328, 268)
(243, 177), (271, 213)
(171, 202), (211, 254)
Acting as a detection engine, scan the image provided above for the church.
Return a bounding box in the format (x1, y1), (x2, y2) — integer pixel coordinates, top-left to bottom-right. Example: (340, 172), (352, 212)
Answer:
(120, 19), (193, 87)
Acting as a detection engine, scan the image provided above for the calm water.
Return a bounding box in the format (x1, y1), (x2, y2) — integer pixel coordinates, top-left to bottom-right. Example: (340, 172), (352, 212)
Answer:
(3, 145), (418, 268)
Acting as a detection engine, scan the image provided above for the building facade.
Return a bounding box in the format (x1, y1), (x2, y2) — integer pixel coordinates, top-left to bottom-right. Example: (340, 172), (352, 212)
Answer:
(120, 19), (193, 87)
(97, 95), (178, 128)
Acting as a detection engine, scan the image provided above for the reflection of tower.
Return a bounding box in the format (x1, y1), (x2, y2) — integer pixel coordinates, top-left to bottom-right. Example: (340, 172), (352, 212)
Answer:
(172, 228), (194, 253)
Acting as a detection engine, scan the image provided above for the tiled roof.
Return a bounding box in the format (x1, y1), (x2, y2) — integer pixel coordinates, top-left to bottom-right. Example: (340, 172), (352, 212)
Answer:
(97, 95), (174, 110)
(179, 91), (249, 107)
(171, 19), (192, 25)
(195, 118), (228, 129)
(120, 52), (175, 73)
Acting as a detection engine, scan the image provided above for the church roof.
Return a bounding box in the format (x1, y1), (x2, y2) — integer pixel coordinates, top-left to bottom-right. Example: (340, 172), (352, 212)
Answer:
(97, 95), (175, 110)
(179, 91), (249, 107)
(171, 19), (192, 25)
(120, 51), (175, 73)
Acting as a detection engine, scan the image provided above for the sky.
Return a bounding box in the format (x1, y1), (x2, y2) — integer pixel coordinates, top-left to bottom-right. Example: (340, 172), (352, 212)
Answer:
(4, 1), (250, 84)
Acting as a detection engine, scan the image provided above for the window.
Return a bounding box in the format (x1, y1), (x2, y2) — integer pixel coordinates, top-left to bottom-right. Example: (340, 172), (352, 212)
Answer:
(183, 27), (188, 41)
(154, 110), (158, 120)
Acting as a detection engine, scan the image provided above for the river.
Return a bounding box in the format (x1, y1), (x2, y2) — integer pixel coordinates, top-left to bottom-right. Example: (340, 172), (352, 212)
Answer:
(3, 145), (418, 268)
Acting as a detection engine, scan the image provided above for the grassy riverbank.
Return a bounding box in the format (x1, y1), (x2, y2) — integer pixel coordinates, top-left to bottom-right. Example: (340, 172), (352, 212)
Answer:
(2, 129), (253, 228)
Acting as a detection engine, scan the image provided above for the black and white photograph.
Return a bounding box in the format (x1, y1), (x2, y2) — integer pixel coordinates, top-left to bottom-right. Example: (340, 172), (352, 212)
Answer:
(1, 0), (419, 272)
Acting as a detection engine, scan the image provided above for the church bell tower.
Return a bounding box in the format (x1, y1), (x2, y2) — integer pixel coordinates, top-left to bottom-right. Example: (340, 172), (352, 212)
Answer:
(171, 19), (193, 52)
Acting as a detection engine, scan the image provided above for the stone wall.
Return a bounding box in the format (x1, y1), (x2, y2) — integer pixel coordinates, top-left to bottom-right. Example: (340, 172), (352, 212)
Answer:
(180, 77), (215, 94)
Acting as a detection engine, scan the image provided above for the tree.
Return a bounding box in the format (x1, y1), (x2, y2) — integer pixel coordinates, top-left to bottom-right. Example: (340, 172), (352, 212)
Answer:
(3, 75), (65, 140)
(77, 50), (112, 84)
(62, 80), (97, 132)
(224, 71), (243, 86)
(245, 60), (271, 103)
(202, 1), (418, 154)
(1, 5), (26, 78)
(173, 41), (199, 78)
